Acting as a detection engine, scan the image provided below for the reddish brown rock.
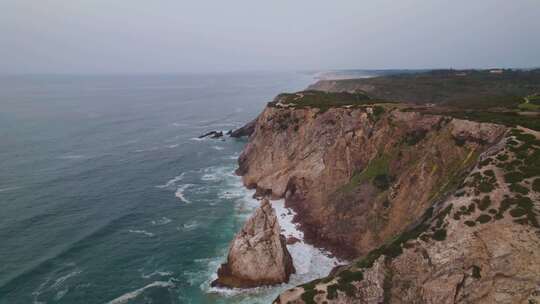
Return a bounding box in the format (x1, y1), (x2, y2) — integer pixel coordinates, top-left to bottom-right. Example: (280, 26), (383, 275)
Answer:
(238, 105), (506, 258)
(273, 128), (540, 304)
(212, 199), (295, 288)
(286, 236), (301, 245)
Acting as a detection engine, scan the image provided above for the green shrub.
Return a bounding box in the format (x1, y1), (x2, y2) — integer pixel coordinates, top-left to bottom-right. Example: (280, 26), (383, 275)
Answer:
(477, 196), (492, 211)
(432, 229), (447, 241)
(341, 153), (391, 193)
(509, 208), (527, 217)
(472, 265), (482, 279)
(339, 270), (364, 283)
(509, 183), (529, 195)
(504, 171), (525, 184)
(476, 214), (492, 224)
(327, 284), (339, 300)
(479, 158), (492, 168)
(373, 174), (392, 190)
(483, 169), (495, 177)
(496, 154), (509, 161)
(301, 289), (320, 304)
(533, 178), (540, 192)
(404, 129), (428, 145)
(464, 220), (476, 227)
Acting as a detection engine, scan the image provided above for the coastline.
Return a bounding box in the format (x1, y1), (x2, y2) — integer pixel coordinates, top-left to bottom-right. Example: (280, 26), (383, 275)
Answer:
(205, 169), (345, 302)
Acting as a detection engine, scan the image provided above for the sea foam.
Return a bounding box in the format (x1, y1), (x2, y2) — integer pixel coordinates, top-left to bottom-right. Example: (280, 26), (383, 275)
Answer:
(106, 281), (175, 304)
(175, 184), (193, 204)
(201, 163), (345, 303)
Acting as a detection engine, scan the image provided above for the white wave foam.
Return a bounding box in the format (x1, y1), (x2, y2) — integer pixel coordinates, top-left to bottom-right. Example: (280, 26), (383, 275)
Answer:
(151, 217), (172, 226)
(54, 289), (68, 301)
(51, 270), (81, 289)
(134, 147), (159, 153)
(200, 166), (346, 303)
(106, 281), (175, 304)
(128, 229), (155, 237)
(141, 271), (173, 279)
(57, 155), (85, 160)
(212, 145), (224, 151)
(156, 173), (185, 188)
(201, 166), (236, 182)
(0, 186), (21, 193)
(166, 144), (179, 148)
(175, 184), (193, 204)
(171, 122), (189, 127)
(181, 220), (200, 231)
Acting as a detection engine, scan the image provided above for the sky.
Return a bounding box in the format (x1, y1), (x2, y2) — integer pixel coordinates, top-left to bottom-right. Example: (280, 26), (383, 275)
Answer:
(1, 0), (539, 74)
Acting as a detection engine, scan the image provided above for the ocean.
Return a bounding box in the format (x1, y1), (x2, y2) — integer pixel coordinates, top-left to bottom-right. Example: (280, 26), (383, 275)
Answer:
(0, 73), (341, 304)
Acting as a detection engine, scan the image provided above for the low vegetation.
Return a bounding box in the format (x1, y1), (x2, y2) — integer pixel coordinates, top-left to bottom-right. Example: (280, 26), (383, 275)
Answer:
(310, 69), (540, 107)
(268, 90), (395, 113)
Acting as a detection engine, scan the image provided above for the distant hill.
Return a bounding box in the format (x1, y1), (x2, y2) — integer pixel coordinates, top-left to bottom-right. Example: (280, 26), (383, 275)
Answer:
(309, 69), (540, 109)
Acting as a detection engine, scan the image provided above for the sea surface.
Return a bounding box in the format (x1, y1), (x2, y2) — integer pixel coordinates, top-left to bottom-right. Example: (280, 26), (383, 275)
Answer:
(0, 73), (341, 304)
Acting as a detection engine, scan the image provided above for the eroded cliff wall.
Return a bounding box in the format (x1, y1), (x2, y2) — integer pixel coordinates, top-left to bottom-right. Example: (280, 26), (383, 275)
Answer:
(274, 127), (540, 304)
(238, 104), (506, 258)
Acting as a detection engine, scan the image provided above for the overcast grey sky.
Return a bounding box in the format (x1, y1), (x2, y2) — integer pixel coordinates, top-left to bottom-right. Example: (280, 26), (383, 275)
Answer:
(1, 0), (539, 74)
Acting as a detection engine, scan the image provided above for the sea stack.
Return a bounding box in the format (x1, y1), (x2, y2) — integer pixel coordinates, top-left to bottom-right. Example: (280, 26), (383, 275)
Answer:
(212, 199), (295, 288)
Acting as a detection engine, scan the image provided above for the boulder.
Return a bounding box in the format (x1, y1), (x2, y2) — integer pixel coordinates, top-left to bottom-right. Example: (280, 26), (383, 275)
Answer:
(199, 131), (223, 139)
(212, 199), (295, 288)
(230, 119), (256, 138)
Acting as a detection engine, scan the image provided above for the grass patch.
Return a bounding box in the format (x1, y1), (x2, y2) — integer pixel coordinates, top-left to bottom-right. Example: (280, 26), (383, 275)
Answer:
(341, 153), (391, 193)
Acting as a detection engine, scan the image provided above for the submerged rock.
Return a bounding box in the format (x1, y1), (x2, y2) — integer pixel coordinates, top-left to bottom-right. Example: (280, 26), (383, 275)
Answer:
(199, 131), (223, 139)
(212, 199), (295, 288)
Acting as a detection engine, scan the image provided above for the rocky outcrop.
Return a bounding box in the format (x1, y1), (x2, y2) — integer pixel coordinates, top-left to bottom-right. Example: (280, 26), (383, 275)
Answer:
(212, 199), (295, 288)
(238, 105), (506, 258)
(274, 127), (540, 303)
(199, 130), (223, 139)
(230, 119), (257, 138)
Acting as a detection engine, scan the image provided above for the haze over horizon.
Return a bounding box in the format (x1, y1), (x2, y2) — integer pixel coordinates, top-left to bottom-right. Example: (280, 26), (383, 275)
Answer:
(2, 0), (539, 74)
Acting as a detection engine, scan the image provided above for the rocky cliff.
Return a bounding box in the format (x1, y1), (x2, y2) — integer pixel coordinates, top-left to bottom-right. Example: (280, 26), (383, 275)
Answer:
(212, 199), (295, 288)
(234, 98), (540, 302)
(238, 103), (506, 258)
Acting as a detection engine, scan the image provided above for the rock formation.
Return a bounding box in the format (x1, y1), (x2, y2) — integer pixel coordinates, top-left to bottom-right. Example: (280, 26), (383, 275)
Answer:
(232, 97), (539, 302)
(199, 130), (223, 139)
(230, 119), (256, 138)
(212, 199), (295, 288)
(238, 104), (506, 258)
(274, 127), (540, 303)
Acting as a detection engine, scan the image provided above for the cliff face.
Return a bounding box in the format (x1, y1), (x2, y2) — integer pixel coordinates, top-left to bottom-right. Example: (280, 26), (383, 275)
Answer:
(274, 127), (540, 304)
(212, 199), (295, 288)
(238, 104), (506, 258)
(236, 100), (540, 302)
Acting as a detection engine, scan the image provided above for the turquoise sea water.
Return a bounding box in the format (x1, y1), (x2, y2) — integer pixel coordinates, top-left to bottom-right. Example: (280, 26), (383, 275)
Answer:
(0, 73), (314, 304)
